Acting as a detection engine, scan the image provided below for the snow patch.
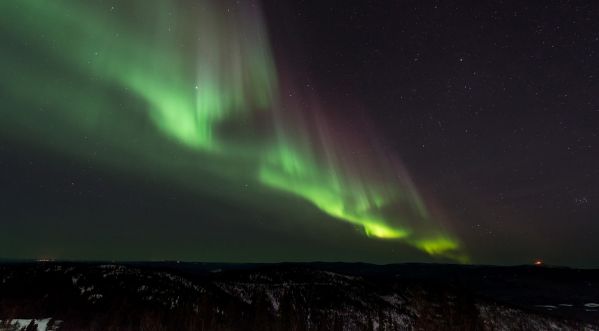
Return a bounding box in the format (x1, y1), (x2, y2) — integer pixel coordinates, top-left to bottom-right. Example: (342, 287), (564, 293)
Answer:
(535, 304), (557, 310)
(266, 290), (280, 311)
(0, 318), (60, 331)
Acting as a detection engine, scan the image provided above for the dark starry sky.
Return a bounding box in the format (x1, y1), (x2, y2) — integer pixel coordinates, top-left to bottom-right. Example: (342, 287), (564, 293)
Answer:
(262, 0), (599, 266)
(1, 0), (598, 266)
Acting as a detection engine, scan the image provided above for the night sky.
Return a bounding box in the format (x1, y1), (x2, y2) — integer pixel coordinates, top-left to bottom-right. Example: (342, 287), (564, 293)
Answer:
(1, 0), (598, 267)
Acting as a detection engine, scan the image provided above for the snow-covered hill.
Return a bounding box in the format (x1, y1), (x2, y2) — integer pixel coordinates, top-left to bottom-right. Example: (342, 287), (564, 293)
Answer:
(0, 262), (597, 330)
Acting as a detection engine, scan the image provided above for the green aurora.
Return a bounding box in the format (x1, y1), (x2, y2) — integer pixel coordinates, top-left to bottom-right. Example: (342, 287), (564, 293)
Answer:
(0, 0), (466, 262)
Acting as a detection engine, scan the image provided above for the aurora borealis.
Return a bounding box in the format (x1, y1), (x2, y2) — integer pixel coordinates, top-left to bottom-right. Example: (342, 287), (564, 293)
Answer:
(2, 1), (598, 266)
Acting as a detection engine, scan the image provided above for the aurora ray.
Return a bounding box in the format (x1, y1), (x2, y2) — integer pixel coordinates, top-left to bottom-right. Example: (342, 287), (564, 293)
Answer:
(0, 0), (466, 261)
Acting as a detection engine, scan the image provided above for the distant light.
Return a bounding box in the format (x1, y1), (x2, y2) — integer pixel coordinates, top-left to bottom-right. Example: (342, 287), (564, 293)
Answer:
(37, 258), (54, 262)
(534, 259), (544, 266)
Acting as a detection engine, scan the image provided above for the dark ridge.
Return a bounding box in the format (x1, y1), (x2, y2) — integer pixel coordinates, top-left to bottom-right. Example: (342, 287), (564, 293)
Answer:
(0, 262), (597, 330)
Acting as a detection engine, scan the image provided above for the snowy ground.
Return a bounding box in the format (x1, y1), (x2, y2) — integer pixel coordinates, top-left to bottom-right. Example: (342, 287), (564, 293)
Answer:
(0, 318), (61, 331)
